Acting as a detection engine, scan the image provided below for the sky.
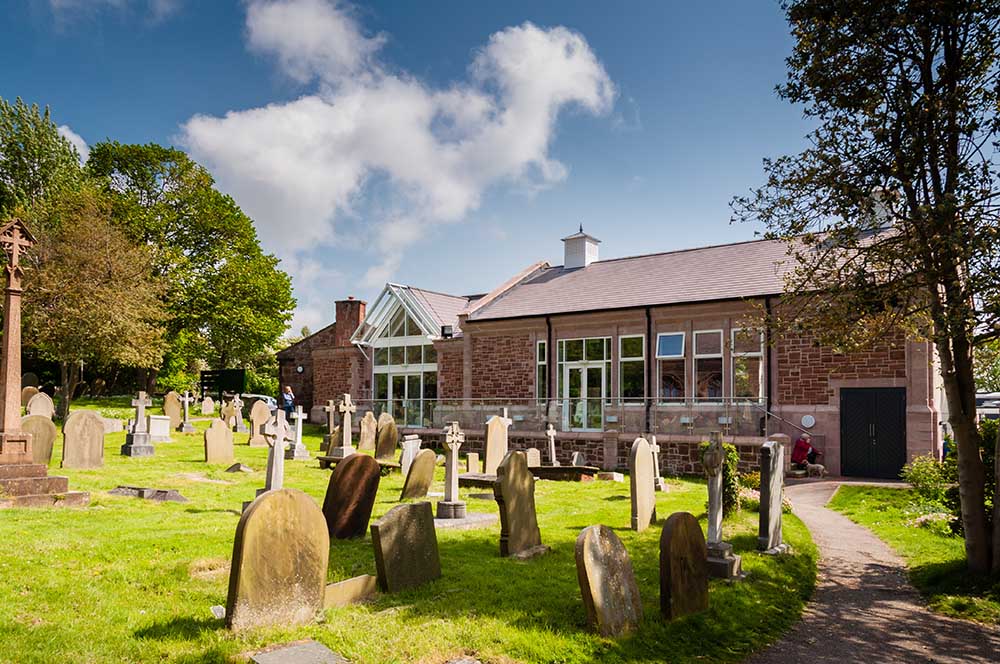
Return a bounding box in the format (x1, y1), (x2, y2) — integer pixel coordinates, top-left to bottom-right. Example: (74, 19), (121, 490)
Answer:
(1, 0), (813, 332)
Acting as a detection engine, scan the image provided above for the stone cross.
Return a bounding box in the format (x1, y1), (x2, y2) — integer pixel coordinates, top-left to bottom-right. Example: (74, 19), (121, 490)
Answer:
(231, 394), (247, 433)
(0, 219), (34, 451)
(443, 422), (464, 503)
(263, 410), (289, 491)
(650, 434), (666, 491)
(501, 407), (512, 426)
(702, 430), (743, 579)
(546, 423), (560, 467)
(285, 405), (310, 461)
(323, 399), (337, 435)
(339, 394), (357, 438)
(177, 391), (196, 433)
(131, 391), (152, 434)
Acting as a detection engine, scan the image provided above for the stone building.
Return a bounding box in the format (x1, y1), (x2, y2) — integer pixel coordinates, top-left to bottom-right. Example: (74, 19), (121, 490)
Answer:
(278, 231), (942, 478)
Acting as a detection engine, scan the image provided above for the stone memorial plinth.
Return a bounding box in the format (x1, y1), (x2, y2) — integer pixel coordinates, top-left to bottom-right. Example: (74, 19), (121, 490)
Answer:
(576, 524), (643, 636)
(148, 415), (172, 443)
(660, 512), (708, 620)
(371, 501), (441, 593)
(322, 453), (381, 539)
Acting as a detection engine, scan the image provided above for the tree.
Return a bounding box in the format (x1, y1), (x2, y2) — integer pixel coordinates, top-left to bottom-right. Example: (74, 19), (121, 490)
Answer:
(975, 340), (1000, 392)
(21, 183), (166, 418)
(733, 1), (1000, 573)
(86, 142), (294, 389)
(0, 98), (81, 216)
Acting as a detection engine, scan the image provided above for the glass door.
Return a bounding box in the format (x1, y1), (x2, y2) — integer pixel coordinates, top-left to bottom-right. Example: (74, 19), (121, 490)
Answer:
(563, 363), (604, 431)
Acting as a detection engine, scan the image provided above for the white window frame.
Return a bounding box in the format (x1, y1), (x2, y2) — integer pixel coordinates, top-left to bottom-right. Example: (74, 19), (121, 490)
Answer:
(693, 329), (724, 403)
(618, 334), (645, 404)
(557, 336), (612, 431)
(655, 331), (685, 359)
(370, 301), (437, 425)
(731, 328), (765, 403)
(655, 332), (686, 405)
(536, 340), (548, 401)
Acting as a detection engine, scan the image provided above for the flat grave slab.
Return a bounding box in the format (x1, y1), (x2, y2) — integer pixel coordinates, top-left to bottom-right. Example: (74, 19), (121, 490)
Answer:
(530, 465), (600, 482)
(318, 455), (400, 471)
(458, 472), (496, 488)
(250, 640), (348, 664)
(433, 512), (498, 531)
(108, 486), (188, 503)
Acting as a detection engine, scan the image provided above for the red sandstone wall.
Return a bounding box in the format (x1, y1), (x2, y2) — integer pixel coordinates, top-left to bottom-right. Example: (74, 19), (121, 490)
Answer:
(435, 339), (464, 399)
(276, 323), (339, 408)
(312, 348), (361, 407)
(469, 333), (535, 399)
(776, 329), (907, 405)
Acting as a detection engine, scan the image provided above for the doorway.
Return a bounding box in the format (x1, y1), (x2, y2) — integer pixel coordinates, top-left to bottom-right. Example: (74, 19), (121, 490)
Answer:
(840, 387), (907, 479)
(563, 364), (605, 431)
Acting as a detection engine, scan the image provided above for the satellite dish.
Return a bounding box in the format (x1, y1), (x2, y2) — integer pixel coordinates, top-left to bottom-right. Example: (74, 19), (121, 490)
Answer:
(801, 415), (816, 429)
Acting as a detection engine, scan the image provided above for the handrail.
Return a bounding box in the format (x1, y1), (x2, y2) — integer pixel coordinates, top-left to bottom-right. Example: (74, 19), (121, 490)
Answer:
(750, 403), (812, 437)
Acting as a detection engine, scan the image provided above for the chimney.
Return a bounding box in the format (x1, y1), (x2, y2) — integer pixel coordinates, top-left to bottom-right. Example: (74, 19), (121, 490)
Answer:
(334, 296), (367, 347)
(561, 225), (601, 269)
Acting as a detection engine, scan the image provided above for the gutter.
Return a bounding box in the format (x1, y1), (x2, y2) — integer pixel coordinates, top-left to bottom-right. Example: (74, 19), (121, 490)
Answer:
(546, 316), (554, 410)
(765, 295), (773, 429)
(645, 305), (653, 433)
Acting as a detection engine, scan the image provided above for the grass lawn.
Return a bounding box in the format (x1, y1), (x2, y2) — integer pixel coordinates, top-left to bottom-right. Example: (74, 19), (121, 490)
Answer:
(829, 485), (1000, 625)
(0, 401), (817, 664)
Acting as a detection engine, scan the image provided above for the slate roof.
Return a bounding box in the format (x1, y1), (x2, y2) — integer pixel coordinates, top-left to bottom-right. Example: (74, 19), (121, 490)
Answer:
(467, 237), (795, 321)
(407, 287), (480, 336)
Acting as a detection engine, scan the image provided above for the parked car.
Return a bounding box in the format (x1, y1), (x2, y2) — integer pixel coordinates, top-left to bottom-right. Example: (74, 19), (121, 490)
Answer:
(241, 394), (277, 414)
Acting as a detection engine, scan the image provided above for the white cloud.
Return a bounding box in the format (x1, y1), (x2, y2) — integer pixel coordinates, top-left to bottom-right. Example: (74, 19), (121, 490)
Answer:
(47, 0), (181, 21)
(57, 124), (89, 163)
(181, 0), (615, 324)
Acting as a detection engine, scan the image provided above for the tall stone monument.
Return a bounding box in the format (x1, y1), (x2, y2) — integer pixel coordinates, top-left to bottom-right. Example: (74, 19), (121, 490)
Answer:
(231, 394), (248, 433)
(243, 411), (289, 511)
(121, 391), (155, 457)
(437, 421), (466, 519)
(285, 405), (310, 460)
(0, 219), (87, 506)
(177, 391), (197, 433)
(758, 435), (788, 553)
(702, 431), (742, 579)
(546, 423), (560, 466)
(327, 394), (357, 460)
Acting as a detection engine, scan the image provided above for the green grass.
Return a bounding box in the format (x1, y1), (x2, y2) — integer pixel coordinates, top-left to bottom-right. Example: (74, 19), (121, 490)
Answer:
(829, 485), (1000, 625)
(0, 403), (817, 664)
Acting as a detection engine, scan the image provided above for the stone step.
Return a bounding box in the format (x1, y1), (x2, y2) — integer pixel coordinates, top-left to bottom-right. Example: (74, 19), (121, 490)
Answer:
(0, 491), (90, 509)
(0, 475), (69, 496)
(0, 463), (48, 480)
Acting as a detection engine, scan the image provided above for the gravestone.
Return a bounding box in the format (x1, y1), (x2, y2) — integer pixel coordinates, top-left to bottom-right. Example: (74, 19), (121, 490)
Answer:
(21, 372), (39, 388)
(148, 415), (172, 443)
(358, 411), (377, 451)
(322, 453), (381, 539)
(399, 435), (422, 477)
(231, 394), (248, 433)
(371, 501), (441, 593)
(437, 421), (466, 519)
(321, 400), (338, 452)
(25, 392), (54, 419)
(62, 410), (105, 469)
(20, 385), (38, 408)
(163, 391), (182, 430)
(204, 418), (235, 464)
(243, 412), (290, 511)
(220, 399), (236, 428)
(483, 413), (512, 476)
(177, 391), (197, 433)
(525, 448), (541, 468)
(225, 488), (329, 631)
(493, 451), (542, 557)
(629, 437), (656, 532)
(571, 451), (588, 466)
(248, 400), (271, 447)
(201, 396), (215, 416)
(400, 448), (436, 501)
(327, 394), (357, 460)
(122, 392), (155, 457)
(659, 512), (709, 620)
(22, 414), (56, 465)
(702, 431), (742, 579)
(466, 452), (480, 473)
(575, 524), (643, 636)
(546, 423), (560, 466)
(285, 406), (310, 460)
(374, 412), (398, 460)
(650, 435), (667, 492)
(758, 437), (787, 553)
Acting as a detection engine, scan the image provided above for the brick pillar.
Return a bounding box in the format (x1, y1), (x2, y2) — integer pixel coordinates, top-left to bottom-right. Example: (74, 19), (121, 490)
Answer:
(334, 297), (366, 347)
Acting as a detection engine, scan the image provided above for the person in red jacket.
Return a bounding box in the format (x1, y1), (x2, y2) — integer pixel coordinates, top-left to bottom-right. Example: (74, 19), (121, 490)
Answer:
(791, 433), (822, 470)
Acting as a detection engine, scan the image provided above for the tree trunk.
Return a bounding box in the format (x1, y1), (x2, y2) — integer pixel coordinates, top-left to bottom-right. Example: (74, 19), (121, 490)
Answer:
(938, 336), (992, 574)
(146, 367), (158, 395)
(58, 361), (79, 421)
(993, 425), (1000, 575)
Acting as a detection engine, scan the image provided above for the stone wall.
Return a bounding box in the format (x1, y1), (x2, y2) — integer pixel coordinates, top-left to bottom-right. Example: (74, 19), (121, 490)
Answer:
(276, 322), (339, 410)
(776, 328), (908, 405)
(312, 347), (368, 409)
(434, 339), (464, 399)
(469, 333), (536, 399)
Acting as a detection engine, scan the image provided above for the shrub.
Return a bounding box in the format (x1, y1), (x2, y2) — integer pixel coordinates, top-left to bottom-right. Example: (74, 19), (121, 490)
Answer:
(740, 471), (761, 491)
(900, 454), (954, 506)
(700, 440), (741, 515)
(937, 419), (996, 537)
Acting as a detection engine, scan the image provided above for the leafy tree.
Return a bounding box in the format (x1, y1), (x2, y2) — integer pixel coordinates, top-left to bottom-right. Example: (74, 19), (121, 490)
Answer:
(86, 142), (294, 388)
(733, 1), (1000, 573)
(975, 340), (1000, 392)
(21, 183), (166, 417)
(0, 97), (82, 216)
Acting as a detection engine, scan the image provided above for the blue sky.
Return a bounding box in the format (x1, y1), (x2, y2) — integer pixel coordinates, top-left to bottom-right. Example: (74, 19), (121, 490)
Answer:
(1, 1), (812, 331)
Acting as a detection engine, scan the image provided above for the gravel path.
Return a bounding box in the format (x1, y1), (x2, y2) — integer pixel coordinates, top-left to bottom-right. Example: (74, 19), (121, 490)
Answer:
(749, 481), (1000, 664)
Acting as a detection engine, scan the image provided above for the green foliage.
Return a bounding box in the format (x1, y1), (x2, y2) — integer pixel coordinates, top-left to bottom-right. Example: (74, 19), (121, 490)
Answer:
(740, 471), (761, 491)
(901, 454), (956, 507)
(0, 97), (81, 215)
(701, 440), (741, 515)
(975, 340), (1000, 392)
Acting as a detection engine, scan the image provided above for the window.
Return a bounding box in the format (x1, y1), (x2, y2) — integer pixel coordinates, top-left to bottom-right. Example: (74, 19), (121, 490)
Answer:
(656, 333), (685, 358)
(422, 344), (437, 364)
(374, 347), (388, 366)
(732, 329), (764, 401)
(619, 335), (645, 402)
(694, 330), (723, 401)
(371, 300), (439, 426)
(536, 340), (547, 401)
(656, 332), (686, 403)
(557, 337), (612, 429)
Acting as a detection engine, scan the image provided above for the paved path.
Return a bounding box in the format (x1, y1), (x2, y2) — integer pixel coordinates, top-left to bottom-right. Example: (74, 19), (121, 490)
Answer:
(750, 481), (1000, 664)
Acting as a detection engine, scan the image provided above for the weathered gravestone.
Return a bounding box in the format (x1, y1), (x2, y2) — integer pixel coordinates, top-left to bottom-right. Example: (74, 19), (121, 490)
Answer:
(466, 452), (480, 473)
(248, 400), (271, 447)
(204, 418), (235, 464)
(371, 501), (442, 593)
(231, 394), (248, 433)
(575, 524), (643, 637)
(702, 432), (742, 579)
(493, 451), (543, 557)
(177, 391), (197, 433)
(20, 385), (38, 408)
(22, 414), (56, 465)
(374, 412), (398, 460)
(546, 423), (560, 466)
(26, 391), (54, 419)
(285, 406), (310, 460)
(321, 400), (338, 452)
(525, 448), (541, 468)
(220, 399), (236, 428)
(322, 453), (381, 539)
(400, 448), (436, 501)
(201, 396), (215, 416)
(358, 411), (377, 451)
(571, 451), (588, 467)
(758, 436), (787, 553)
(326, 394), (357, 459)
(62, 410), (105, 469)
(483, 413), (511, 476)
(121, 391), (154, 457)
(225, 488), (329, 631)
(162, 391), (182, 430)
(399, 435), (422, 477)
(437, 421), (466, 519)
(629, 437), (656, 532)
(21, 372), (39, 388)
(148, 415), (172, 443)
(659, 512), (709, 620)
